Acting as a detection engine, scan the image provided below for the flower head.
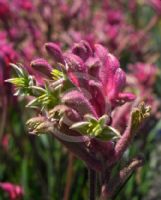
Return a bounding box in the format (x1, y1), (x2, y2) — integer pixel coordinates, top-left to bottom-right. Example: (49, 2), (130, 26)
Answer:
(9, 41), (150, 172)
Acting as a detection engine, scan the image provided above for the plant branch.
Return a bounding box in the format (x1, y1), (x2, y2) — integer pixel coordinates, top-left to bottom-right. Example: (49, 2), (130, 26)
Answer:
(100, 156), (144, 200)
(63, 153), (74, 200)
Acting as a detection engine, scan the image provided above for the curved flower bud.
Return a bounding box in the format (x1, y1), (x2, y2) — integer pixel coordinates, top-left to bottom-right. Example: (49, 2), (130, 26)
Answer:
(26, 116), (54, 135)
(114, 102), (151, 162)
(108, 68), (126, 103)
(45, 43), (65, 64)
(49, 104), (81, 126)
(62, 90), (97, 117)
(64, 52), (87, 87)
(72, 40), (93, 61)
(31, 58), (53, 78)
(94, 44), (109, 64)
(64, 52), (86, 72)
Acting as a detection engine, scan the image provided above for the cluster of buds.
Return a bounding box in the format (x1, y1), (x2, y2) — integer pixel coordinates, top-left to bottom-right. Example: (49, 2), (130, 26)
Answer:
(8, 40), (151, 198)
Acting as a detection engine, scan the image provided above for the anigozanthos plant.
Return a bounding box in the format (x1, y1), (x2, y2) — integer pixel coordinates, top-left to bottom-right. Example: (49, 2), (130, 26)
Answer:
(8, 40), (151, 200)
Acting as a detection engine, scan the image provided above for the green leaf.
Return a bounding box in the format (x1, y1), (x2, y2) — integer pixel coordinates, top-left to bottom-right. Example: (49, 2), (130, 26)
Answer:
(70, 121), (89, 134)
(51, 69), (64, 80)
(6, 64), (35, 96)
(70, 114), (120, 141)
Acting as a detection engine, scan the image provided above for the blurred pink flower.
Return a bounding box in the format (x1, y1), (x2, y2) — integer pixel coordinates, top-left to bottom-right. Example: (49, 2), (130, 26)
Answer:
(147, 0), (161, 14)
(0, 0), (11, 20)
(107, 10), (123, 25)
(128, 62), (157, 87)
(128, 0), (137, 13)
(1, 134), (9, 151)
(0, 39), (17, 86)
(0, 182), (24, 200)
(14, 0), (33, 11)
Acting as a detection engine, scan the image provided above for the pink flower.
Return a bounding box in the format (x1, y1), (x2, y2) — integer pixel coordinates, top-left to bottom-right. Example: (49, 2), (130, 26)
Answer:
(106, 10), (123, 25)
(1, 134), (9, 151)
(10, 40), (150, 177)
(32, 40), (135, 118)
(14, 0), (33, 11)
(147, 0), (161, 15)
(0, 182), (24, 200)
(128, 0), (137, 13)
(128, 62), (159, 116)
(128, 62), (157, 87)
(0, 39), (17, 86)
(0, 0), (11, 20)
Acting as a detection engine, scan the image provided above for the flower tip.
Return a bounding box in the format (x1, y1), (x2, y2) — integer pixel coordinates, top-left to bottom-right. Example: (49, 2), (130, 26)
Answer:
(45, 42), (64, 63)
(9, 63), (16, 68)
(31, 58), (49, 68)
(126, 93), (136, 101)
(30, 58), (52, 77)
(44, 42), (60, 54)
(118, 92), (136, 102)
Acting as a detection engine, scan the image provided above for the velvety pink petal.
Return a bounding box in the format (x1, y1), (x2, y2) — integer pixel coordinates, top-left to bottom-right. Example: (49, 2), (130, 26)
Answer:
(64, 52), (86, 72)
(62, 90), (98, 117)
(64, 52), (88, 87)
(118, 92), (136, 102)
(72, 40), (93, 61)
(94, 44), (109, 64)
(108, 68), (126, 102)
(31, 58), (52, 77)
(88, 80), (106, 117)
(45, 43), (65, 64)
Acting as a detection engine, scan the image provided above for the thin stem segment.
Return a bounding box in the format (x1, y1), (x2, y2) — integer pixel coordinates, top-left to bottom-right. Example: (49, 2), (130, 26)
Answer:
(89, 168), (96, 200)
